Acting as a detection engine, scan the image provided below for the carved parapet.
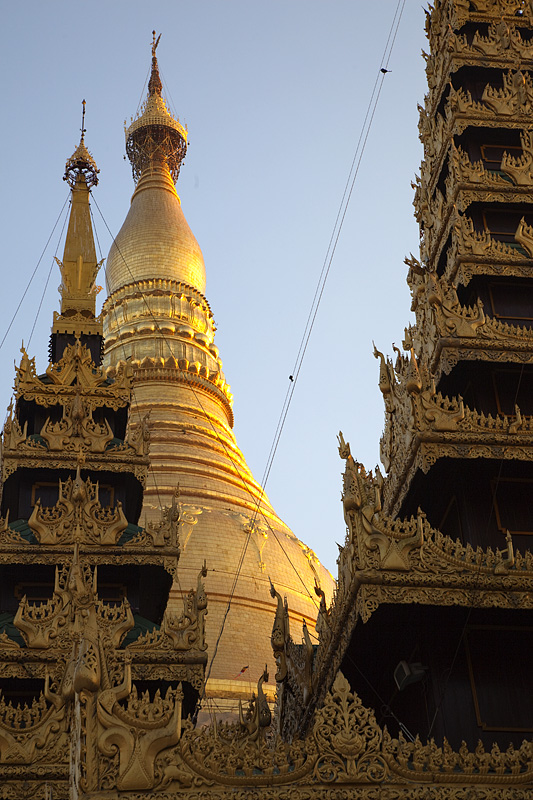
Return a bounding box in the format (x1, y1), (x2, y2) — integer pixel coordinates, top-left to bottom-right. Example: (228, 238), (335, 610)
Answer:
(382, 379), (533, 507)
(0, 692), (68, 766)
(337, 452), (530, 582)
(424, 21), (533, 118)
(3, 390), (146, 482)
(437, 220), (533, 289)
(4, 663), (533, 795)
(15, 341), (132, 410)
(419, 136), (533, 264)
(407, 266), (533, 377)
(419, 91), (533, 203)
(1, 443), (150, 487)
(427, 2), (533, 50)
(455, 214), (526, 260)
(14, 549), (134, 650)
(428, 71), (533, 135)
(127, 486), (181, 549)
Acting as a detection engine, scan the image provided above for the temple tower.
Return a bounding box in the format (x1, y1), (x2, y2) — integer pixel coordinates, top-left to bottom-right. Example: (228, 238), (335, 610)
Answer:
(274, 0), (533, 754)
(102, 34), (333, 708)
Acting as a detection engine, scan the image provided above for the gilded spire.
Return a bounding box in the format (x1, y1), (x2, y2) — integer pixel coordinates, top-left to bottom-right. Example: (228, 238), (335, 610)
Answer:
(51, 104), (103, 346)
(125, 31), (187, 184)
(148, 30), (163, 96)
(64, 100), (99, 189)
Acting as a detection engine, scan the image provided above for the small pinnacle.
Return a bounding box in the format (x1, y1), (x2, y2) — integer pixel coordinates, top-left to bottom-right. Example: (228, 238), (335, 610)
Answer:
(81, 99), (87, 142)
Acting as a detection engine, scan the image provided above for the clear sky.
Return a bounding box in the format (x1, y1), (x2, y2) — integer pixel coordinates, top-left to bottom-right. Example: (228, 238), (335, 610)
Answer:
(1, 1), (428, 574)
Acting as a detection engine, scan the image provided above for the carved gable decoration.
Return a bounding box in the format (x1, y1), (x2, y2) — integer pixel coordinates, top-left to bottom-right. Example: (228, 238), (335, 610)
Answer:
(14, 341), (132, 411)
(28, 470), (128, 545)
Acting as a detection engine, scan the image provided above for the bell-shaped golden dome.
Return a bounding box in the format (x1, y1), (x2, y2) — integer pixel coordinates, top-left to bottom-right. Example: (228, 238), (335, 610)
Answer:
(105, 163), (206, 294)
(106, 30), (202, 295)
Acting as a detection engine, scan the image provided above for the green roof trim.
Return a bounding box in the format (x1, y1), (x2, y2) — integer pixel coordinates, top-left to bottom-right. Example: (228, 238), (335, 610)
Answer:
(9, 519), (38, 544)
(0, 612), (25, 647)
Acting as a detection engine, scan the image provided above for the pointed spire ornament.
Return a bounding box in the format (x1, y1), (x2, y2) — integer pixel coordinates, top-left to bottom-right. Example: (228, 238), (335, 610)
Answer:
(64, 100), (99, 188)
(51, 108), (103, 355)
(125, 32), (187, 183)
(148, 30), (163, 96)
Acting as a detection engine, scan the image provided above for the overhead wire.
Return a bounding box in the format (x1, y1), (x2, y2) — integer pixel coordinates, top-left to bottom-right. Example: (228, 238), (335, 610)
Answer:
(256, 0), (407, 515)
(89, 193), (319, 721)
(27, 201), (71, 349)
(0, 194), (70, 354)
(90, 195), (261, 636)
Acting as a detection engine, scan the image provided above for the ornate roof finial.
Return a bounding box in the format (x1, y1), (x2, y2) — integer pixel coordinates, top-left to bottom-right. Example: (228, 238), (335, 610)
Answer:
(52, 108), (103, 347)
(64, 100), (99, 188)
(148, 30), (163, 97)
(125, 32), (187, 184)
(80, 98), (86, 142)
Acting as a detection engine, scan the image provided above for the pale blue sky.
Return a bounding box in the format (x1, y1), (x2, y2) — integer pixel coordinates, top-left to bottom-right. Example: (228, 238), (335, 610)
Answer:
(1, 1), (427, 573)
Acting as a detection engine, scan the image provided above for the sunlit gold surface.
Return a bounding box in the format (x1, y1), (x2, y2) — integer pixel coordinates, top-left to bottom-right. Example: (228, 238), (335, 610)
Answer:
(126, 92), (187, 143)
(52, 173), (103, 337)
(105, 163), (206, 295)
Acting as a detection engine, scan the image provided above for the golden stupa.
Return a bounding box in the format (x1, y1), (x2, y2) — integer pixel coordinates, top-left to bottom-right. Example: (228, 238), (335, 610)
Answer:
(103, 33), (334, 712)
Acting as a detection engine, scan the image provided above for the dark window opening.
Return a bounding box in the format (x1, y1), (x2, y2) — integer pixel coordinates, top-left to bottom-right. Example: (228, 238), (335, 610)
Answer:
(492, 478), (533, 536)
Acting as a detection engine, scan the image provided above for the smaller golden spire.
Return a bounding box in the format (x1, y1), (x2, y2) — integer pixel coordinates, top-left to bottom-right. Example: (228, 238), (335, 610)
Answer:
(51, 104), (103, 346)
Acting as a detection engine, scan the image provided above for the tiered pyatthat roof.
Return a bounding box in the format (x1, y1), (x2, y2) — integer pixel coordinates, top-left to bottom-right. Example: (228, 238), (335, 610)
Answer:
(273, 0), (533, 762)
(374, 0), (533, 516)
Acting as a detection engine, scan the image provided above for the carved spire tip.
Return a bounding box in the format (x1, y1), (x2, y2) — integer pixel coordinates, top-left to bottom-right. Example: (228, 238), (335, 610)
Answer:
(64, 101), (99, 188)
(148, 30), (163, 97)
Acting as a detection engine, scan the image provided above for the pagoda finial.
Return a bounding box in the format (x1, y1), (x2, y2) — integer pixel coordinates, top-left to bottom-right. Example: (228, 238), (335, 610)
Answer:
(148, 30), (163, 97)
(80, 98), (86, 142)
(125, 32), (187, 184)
(152, 29), (161, 57)
(64, 100), (99, 188)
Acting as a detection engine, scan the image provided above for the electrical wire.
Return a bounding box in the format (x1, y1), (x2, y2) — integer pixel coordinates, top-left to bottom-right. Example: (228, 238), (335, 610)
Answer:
(89, 192), (325, 727)
(0, 194), (70, 353)
(91, 196), (261, 634)
(256, 0), (407, 512)
(27, 201), (71, 349)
